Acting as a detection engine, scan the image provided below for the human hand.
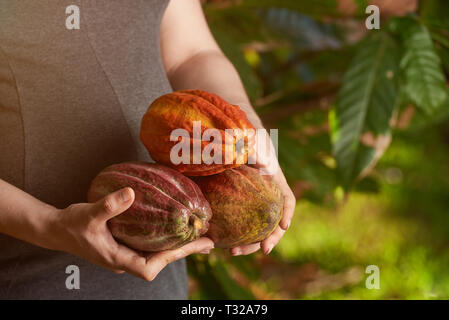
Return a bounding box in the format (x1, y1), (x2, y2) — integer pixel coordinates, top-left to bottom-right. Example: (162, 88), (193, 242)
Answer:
(45, 187), (214, 281)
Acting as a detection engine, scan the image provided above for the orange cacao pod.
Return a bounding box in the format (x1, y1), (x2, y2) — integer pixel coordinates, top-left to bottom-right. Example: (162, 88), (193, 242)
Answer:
(140, 90), (255, 176)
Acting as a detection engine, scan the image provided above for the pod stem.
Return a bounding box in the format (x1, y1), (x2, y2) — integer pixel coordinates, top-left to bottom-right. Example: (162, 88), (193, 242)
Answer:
(190, 215), (203, 230)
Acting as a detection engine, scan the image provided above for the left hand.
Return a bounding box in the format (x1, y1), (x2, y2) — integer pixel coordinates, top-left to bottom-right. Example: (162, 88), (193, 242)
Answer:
(229, 133), (296, 256)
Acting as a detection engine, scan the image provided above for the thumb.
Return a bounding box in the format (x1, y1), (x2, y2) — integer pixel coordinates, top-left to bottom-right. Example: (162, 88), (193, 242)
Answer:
(92, 187), (135, 221)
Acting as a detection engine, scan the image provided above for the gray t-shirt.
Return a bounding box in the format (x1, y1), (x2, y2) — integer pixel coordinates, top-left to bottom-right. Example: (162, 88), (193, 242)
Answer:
(0, 0), (188, 299)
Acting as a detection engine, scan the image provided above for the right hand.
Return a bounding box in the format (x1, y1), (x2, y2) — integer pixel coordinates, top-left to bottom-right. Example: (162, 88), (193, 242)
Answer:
(45, 187), (214, 281)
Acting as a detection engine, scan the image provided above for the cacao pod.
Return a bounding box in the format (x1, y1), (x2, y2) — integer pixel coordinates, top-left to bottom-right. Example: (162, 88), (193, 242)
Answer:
(193, 165), (283, 248)
(87, 162), (212, 252)
(140, 90), (256, 176)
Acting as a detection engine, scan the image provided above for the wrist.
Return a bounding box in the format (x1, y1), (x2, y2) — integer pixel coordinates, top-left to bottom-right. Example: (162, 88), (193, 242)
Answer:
(27, 203), (61, 250)
(234, 102), (265, 129)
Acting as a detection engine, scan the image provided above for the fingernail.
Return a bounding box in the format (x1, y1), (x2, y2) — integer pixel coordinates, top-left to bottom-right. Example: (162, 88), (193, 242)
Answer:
(199, 249), (211, 254)
(119, 188), (131, 203)
(232, 248), (242, 256)
(264, 244), (274, 255)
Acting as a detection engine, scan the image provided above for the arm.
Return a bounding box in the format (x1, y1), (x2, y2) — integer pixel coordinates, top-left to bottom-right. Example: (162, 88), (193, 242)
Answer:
(160, 0), (263, 129)
(160, 0), (296, 256)
(0, 179), (56, 249)
(0, 179), (213, 280)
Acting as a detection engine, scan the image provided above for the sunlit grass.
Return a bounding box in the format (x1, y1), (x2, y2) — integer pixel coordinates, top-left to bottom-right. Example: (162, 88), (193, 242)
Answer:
(274, 128), (449, 299)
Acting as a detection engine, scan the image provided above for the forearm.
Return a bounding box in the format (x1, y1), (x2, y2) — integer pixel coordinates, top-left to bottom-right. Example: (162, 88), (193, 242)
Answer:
(167, 50), (265, 129)
(0, 179), (56, 248)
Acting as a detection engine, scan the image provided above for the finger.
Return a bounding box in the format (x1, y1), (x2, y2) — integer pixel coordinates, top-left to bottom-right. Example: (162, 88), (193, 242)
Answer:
(111, 237), (214, 282)
(103, 266), (125, 274)
(143, 237), (214, 280)
(249, 134), (279, 168)
(92, 187), (135, 222)
(107, 242), (155, 281)
(279, 191), (296, 230)
(261, 226), (286, 255)
(230, 242), (261, 256)
(90, 258), (126, 275)
(113, 270), (125, 274)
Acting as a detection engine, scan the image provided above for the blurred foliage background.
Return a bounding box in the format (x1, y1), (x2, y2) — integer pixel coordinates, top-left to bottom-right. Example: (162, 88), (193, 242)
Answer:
(187, 0), (449, 299)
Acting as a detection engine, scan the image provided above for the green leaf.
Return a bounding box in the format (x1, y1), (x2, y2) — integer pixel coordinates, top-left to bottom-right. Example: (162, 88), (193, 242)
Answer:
(354, 176), (381, 193)
(331, 32), (400, 190)
(204, 6), (271, 44)
(354, 0), (369, 15)
(430, 30), (449, 72)
(395, 18), (448, 113)
(437, 46), (449, 73)
(420, 0), (449, 30)
(239, 0), (338, 18)
(209, 27), (263, 101)
(430, 30), (449, 49)
(186, 256), (229, 299)
(211, 261), (255, 299)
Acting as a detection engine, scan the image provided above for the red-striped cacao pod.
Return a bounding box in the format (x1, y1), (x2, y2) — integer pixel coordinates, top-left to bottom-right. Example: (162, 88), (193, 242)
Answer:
(193, 165), (283, 248)
(140, 90), (256, 176)
(87, 162), (212, 252)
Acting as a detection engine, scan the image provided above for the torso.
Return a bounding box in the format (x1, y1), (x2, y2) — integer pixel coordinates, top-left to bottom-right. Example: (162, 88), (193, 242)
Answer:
(0, 0), (188, 299)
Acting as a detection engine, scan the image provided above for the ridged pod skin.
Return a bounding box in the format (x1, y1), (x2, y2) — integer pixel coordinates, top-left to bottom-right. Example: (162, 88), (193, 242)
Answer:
(140, 90), (256, 176)
(193, 165), (283, 248)
(87, 162), (212, 252)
